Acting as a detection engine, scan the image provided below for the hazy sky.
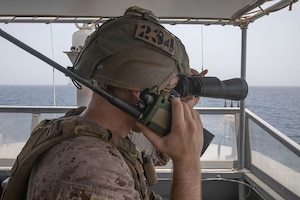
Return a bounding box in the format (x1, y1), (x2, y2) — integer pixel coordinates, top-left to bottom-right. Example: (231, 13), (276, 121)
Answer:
(0, 3), (299, 86)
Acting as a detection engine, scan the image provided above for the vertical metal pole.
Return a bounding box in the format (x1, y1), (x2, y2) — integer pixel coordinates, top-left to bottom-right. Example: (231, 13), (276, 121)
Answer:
(50, 24), (56, 106)
(239, 26), (247, 169)
(238, 26), (247, 200)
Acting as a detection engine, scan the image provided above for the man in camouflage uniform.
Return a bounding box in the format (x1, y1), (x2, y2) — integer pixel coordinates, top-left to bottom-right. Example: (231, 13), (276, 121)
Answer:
(1, 6), (204, 200)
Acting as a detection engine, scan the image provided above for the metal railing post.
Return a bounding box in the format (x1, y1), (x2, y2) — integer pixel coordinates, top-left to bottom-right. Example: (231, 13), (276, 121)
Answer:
(238, 26), (248, 200)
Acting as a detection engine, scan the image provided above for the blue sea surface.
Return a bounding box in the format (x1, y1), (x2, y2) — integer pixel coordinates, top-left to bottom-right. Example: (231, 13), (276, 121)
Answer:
(199, 86), (300, 144)
(0, 85), (299, 144)
(0, 85), (77, 106)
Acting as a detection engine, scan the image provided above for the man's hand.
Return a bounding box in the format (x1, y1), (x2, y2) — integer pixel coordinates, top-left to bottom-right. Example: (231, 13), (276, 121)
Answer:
(136, 97), (203, 199)
(136, 97), (203, 161)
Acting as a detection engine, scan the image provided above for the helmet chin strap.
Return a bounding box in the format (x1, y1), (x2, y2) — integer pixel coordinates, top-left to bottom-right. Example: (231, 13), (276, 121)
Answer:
(146, 82), (172, 100)
(159, 83), (172, 99)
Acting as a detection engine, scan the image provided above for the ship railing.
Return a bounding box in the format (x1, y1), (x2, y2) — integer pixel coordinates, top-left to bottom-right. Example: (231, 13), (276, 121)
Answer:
(0, 106), (299, 199)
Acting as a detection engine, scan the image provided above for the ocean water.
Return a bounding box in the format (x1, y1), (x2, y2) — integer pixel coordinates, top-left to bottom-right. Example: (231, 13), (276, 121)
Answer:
(0, 85), (77, 106)
(0, 85), (299, 144)
(200, 86), (300, 144)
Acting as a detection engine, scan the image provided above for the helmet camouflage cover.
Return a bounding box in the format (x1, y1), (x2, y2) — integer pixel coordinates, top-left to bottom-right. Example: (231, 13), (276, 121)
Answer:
(73, 6), (190, 92)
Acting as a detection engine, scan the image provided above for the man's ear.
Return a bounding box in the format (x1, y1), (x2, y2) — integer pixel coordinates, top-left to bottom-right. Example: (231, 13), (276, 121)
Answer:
(130, 90), (141, 100)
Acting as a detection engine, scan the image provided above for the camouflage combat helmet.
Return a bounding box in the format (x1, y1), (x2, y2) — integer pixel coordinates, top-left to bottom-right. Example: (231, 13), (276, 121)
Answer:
(73, 6), (190, 92)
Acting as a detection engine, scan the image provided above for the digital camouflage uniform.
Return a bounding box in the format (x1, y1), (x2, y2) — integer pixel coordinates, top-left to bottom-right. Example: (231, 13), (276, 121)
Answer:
(24, 115), (169, 200)
(2, 107), (159, 200)
(27, 130), (140, 200)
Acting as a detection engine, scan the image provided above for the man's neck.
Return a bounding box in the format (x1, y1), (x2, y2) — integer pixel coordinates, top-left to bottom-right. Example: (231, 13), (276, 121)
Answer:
(81, 97), (135, 138)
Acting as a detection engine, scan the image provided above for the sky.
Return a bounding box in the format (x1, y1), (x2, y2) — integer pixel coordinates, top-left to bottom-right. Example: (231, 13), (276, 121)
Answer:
(0, 3), (299, 86)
